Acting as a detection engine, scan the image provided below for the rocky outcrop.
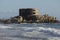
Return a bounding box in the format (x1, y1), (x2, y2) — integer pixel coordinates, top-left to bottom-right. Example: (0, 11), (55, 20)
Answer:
(0, 8), (60, 24)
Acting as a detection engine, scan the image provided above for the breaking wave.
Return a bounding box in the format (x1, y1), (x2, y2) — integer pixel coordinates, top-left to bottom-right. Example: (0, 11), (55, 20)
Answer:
(0, 24), (60, 40)
(21, 27), (60, 37)
(0, 24), (12, 28)
(0, 24), (60, 37)
(38, 27), (60, 36)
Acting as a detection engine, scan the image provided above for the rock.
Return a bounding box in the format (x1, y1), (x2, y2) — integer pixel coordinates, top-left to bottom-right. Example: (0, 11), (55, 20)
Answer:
(0, 8), (59, 24)
(17, 16), (23, 23)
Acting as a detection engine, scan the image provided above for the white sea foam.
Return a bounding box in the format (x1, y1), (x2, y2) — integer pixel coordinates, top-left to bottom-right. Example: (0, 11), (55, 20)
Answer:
(48, 37), (60, 40)
(0, 25), (12, 28)
(0, 24), (60, 36)
(21, 27), (60, 37)
(0, 24), (60, 40)
(21, 27), (60, 35)
(38, 27), (60, 36)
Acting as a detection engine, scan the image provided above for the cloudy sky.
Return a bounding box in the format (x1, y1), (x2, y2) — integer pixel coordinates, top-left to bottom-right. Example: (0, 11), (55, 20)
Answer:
(0, 0), (60, 20)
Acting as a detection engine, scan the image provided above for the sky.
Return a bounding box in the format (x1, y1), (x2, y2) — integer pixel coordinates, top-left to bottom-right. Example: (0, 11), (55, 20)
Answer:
(0, 0), (60, 20)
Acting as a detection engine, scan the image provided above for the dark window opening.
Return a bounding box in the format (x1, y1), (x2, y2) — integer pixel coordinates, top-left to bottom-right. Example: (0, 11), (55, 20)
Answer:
(33, 10), (35, 11)
(33, 13), (35, 14)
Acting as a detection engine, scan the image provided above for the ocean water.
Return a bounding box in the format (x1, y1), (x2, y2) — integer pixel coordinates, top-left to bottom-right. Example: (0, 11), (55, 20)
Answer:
(0, 23), (60, 40)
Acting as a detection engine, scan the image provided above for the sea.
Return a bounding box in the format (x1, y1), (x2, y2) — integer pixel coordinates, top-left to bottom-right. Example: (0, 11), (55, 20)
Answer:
(0, 23), (60, 40)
